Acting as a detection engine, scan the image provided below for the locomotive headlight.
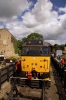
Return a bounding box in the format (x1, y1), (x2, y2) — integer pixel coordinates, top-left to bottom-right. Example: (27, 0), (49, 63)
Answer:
(39, 41), (41, 43)
(28, 41), (31, 44)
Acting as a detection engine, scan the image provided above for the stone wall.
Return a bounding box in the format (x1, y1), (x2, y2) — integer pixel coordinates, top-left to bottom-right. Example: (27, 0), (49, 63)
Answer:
(0, 28), (18, 58)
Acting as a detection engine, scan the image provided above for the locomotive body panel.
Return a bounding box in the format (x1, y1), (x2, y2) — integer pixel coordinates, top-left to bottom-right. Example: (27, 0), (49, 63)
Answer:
(21, 56), (50, 73)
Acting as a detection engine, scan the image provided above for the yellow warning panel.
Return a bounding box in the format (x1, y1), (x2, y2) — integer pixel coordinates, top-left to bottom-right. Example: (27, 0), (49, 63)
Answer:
(21, 56), (50, 73)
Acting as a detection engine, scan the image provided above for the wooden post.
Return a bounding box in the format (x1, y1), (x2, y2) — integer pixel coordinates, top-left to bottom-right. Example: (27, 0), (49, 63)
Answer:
(7, 66), (9, 81)
(0, 69), (1, 89)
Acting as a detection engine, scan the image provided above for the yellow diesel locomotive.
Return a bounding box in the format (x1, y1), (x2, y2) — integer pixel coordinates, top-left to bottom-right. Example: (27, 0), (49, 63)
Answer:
(10, 39), (51, 100)
(21, 40), (51, 81)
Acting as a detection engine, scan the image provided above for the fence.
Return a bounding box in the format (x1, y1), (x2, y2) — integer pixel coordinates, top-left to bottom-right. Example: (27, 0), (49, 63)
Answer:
(0, 63), (15, 89)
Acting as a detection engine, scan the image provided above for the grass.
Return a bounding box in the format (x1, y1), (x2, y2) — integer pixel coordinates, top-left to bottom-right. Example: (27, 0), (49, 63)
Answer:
(62, 54), (66, 60)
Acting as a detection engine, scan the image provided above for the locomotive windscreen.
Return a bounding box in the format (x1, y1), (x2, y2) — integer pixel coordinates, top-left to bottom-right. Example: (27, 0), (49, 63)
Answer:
(22, 46), (49, 56)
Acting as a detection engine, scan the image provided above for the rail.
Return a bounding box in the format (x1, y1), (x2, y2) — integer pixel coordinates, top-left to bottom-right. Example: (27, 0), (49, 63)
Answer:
(0, 63), (15, 89)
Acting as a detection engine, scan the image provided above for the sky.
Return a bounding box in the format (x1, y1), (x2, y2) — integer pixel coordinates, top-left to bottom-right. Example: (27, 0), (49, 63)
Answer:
(0, 0), (66, 45)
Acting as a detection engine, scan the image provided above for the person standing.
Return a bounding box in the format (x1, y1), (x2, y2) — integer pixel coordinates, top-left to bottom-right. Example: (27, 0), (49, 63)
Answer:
(61, 58), (65, 65)
(15, 60), (21, 76)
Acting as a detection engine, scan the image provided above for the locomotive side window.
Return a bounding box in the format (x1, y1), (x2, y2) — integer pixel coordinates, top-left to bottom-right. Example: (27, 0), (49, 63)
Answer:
(42, 47), (48, 55)
(22, 46), (29, 55)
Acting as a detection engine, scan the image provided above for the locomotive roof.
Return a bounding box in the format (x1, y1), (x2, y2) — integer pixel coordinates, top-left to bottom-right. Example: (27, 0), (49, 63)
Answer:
(22, 41), (51, 47)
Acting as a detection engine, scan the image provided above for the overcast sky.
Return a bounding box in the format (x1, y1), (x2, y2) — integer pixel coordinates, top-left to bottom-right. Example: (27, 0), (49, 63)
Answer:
(0, 0), (66, 45)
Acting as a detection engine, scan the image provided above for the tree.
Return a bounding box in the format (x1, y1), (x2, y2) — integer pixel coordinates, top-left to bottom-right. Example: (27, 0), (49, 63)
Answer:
(60, 45), (65, 50)
(22, 37), (27, 43)
(54, 44), (58, 47)
(14, 40), (22, 55)
(22, 33), (43, 43)
(27, 33), (43, 40)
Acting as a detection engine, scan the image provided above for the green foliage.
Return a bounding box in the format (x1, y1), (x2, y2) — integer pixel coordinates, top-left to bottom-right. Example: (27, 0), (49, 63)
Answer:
(14, 40), (22, 55)
(9, 56), (19, 61)
(60, 45), (65, 50)
(54, 44), (59, 49)
(14, 39), (18, 53)
(65, 43), (66, 46)
(0, 64), (4, 67)
(22, 33), (43, 43)
(22, 37), (27, 43)
(27, 33), (43, 40)
(54, 44), (65, 50)
(54, 44), (58, 47)
(62, 54), (66, 60)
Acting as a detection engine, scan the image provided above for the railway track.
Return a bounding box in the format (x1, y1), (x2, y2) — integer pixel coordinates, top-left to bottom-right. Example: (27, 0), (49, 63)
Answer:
(6, 79), (47, 100)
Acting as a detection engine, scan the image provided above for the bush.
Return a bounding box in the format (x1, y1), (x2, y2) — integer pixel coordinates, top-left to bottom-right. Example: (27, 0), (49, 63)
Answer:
(62, 54), (66, 60)
(9, 56), (19, 62)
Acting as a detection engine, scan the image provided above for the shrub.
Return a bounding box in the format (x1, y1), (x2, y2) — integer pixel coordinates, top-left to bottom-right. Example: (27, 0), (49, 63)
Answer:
(9, 56), (19, 62)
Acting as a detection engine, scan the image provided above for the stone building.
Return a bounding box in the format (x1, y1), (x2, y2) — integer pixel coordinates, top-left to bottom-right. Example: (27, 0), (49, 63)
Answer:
(0, 28), (18, 58)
